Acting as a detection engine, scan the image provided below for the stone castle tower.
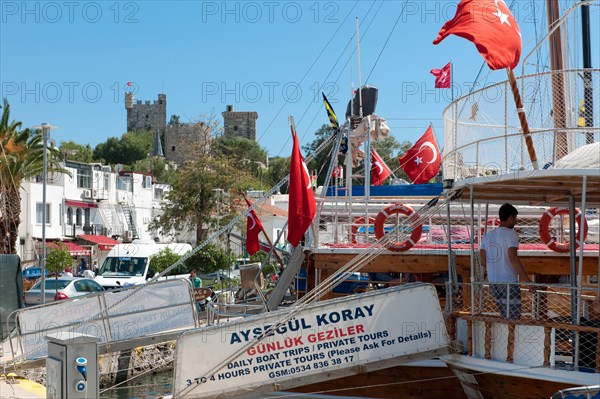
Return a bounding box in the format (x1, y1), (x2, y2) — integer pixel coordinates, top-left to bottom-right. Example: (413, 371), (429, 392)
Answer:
(222, 105), (258, 141)
(125, 93), (167, 133)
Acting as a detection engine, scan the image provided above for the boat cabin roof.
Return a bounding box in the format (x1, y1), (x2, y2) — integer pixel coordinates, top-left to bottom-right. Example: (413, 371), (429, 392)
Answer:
(450, 169), (600, 208)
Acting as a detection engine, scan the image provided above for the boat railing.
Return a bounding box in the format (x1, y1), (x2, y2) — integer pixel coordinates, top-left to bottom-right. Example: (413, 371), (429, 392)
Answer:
(550, 384), (600, 399)
(443, 68), (600, 180)
(314, 197), (599, 249)
(448, 281), (600, 373)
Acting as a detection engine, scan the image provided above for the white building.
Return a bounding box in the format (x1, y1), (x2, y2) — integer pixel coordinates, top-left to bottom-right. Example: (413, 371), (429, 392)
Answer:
(18, 160), (292, 265)
(17, 161), (172, 264)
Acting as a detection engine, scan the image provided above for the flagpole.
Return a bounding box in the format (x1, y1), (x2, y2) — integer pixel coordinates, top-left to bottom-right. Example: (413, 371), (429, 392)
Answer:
(242, 193), (285, 269)
(450, 61), (454, 103)
(507, 68), (539, 170)
(430, 123), (442, 182)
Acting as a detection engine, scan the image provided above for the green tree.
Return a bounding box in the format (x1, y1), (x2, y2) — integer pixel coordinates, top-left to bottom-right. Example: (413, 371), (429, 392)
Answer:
(0, 100), (69, 253)
(184, 243), (229, 274)
(59, 141), (94, 163)
(93, 131), (153, 165)
(149, 138), (260, 243)
(149, 248), (185, 275)
(46, 243), (75, 296)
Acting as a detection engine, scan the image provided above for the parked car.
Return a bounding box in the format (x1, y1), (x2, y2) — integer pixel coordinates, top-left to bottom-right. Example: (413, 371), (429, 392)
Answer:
(24, 277), (105, 306)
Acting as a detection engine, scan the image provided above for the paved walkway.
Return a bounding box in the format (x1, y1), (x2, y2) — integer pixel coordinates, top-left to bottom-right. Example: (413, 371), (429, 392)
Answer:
(0, 377), (45, 399)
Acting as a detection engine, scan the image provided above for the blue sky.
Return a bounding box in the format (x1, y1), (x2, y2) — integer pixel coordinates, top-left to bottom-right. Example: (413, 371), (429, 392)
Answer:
(1, 0), (598, 158)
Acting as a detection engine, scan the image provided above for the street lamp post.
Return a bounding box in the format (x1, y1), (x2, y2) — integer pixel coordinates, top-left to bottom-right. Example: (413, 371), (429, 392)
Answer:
(33, 123), (56, 304)
(213, 188), (223, 231)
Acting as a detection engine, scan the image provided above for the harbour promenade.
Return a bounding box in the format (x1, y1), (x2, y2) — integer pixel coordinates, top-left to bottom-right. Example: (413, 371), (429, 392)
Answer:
(0, 375), (45, 398)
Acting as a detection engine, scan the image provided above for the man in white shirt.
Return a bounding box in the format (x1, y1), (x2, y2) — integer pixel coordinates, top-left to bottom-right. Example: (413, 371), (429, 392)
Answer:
(480, 203), (532, 319)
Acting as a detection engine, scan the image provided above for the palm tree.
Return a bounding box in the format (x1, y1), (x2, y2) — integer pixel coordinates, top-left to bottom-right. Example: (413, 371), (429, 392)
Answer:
(0, 99), (68, 254)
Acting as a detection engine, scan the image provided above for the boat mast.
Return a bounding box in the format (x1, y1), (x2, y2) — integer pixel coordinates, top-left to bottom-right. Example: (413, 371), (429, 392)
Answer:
(581, 0), (594, 144)
(547, 0), (568, 160)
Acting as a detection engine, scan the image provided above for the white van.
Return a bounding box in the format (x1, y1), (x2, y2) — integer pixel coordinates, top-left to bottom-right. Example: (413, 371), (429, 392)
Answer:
(94, 239), (192, 289)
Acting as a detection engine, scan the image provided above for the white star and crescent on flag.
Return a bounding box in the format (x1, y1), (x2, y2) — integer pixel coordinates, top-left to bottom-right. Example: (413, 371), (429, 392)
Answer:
(493, 0), (521, 37)
(434, 0), (523, 70)
(247, 213), (257, 230)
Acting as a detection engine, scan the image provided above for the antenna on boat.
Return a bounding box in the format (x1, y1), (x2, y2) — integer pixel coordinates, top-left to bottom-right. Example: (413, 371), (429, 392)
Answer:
(356, 17), (372, 197)
(355, 17), (363, 119)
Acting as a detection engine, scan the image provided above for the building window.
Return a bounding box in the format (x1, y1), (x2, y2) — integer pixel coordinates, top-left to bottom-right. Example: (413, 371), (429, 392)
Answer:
(76, 208), (82, 226)
(36, 203), (51, 225)
(171, 146), (176, 151)
(116, 176), (131, 191)
(234, 126), (238, 131)
(77, 168), (92, 189)
(144, 175), (152, 188)
(67, 207), (73, 225)
(104, 173), (110, 190)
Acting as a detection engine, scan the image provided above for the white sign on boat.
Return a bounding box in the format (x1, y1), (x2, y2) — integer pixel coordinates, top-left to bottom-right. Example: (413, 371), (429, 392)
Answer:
(173, 283), (449, 398)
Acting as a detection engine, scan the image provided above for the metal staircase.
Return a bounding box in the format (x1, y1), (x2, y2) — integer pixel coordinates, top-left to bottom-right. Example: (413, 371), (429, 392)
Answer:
(121, 203), (138, 239)
(99, 203), (125, 237)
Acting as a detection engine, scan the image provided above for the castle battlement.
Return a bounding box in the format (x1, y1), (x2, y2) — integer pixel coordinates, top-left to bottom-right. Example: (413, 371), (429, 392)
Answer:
(222, 105), (258, 141)
(126, 93), (167, 135)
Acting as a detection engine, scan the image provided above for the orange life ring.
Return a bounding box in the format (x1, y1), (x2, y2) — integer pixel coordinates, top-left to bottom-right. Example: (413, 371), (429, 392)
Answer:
(374, 204), (422, 252)
(539, 207), (588, 253)
(349, 216), (376, 243)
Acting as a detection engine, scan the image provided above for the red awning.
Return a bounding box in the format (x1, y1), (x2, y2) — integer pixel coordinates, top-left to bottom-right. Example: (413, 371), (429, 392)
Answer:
(78, 235), (120, 251)
(65, 200), (98, 208)
(47, 241), (91, 256)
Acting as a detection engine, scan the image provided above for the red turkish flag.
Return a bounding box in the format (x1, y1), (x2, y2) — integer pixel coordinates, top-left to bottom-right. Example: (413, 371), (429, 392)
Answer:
(287, 131), (316, 247)
(399, 126), (442, 184)
(370, 148), (392, 186)
(430, 62), (452, 88)
(244, 197), (264, 256)
(433, 0), (522, 70)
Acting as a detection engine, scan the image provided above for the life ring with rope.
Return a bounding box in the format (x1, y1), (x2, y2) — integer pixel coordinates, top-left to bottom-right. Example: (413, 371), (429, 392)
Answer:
(349, 216), (376, 244)
(539, 207), (588, 253)
(374, 204), (423, 252)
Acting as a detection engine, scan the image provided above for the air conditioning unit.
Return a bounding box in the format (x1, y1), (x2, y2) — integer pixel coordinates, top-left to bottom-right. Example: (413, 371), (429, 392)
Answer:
(101, 165), (111, 173)
(83, 190), (92, 199)
(92, 189), (99, 198)
(123, 230), (133, 240)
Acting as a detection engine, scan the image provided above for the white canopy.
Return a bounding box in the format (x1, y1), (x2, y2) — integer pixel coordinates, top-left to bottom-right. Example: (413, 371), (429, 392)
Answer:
(555, 142), (600, 169)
